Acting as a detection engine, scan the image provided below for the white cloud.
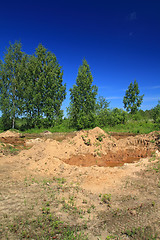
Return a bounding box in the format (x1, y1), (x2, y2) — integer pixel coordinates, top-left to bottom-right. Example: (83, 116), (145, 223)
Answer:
(141, 85), (160, 90)
(143, 96), (160, 101)
(105, 96), (123, 100)
(150, 85), (160, 89)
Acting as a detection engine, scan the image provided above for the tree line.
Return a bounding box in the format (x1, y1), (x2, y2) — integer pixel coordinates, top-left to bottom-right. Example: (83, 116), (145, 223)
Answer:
(0, 42), (66, 130)
(0, 41), (159, 131)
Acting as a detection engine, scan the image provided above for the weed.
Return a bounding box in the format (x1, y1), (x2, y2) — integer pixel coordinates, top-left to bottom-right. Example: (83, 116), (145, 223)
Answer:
(152, 201), (155, 207)
(101, 194), (111, 206)
(112, 208), (120, 216)
(106, 235), (117, 239)
(45, 201), (50, 206)
(87, 208), (91, 214)
(94, 141), (101, 147)
(94, 148), (102, 156)
(96, 134), (106, 142)
(62, 202), (71, 212)
(41, 206), (50, 214)
(123, 226), (158, 239)
(81, 135), (91, 146)
(7, 213), (88, 239)
(69, 196), (75, 206)
(97, 151), (101, 157)
(1, 144), (19, 155)
(91, 204), (95, 209)
(54, 177), (66, 184)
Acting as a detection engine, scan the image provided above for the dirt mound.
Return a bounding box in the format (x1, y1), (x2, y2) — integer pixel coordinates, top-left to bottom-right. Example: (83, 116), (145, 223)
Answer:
(25, 138), (44, 147)
(0, 130), (20, 138)
(13, 128), (158, 174)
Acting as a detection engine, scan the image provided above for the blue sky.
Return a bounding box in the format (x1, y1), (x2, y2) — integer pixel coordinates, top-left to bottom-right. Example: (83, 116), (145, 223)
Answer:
(0, 0), (160, 115)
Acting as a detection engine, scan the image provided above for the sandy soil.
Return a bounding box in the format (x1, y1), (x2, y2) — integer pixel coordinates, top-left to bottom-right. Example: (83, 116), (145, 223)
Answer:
(0, 128), (160, 239)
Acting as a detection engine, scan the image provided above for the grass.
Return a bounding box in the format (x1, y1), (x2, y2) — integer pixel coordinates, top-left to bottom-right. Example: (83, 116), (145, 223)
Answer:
(123, 226), (158, 239)
(101, 194), (112, 206)
(103, 120), (157, 134)
(0, 176), (89, 240)
(0, 144), (20, 155)
(7, 213), (88, 240)
(23, 125), (76, 134)
(1, 156), (160, 239)
(20, 119), (158, 135)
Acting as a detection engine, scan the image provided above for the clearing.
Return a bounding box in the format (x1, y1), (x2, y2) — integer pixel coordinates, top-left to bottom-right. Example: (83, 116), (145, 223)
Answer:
(0, 127), (160, 239)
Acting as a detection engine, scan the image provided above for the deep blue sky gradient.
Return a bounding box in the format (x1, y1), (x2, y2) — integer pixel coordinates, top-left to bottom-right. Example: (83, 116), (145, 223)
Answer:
(0, 0), (160, 115)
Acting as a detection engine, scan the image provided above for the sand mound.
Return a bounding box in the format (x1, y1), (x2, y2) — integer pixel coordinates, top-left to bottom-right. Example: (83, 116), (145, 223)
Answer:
(0, 130), (20, 138)
(14, 127), (159, 174)
(25, 138), (44, 147)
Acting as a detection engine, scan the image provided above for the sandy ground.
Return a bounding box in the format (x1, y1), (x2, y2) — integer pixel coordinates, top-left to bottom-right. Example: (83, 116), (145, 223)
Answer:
(0, 128), (160, 239)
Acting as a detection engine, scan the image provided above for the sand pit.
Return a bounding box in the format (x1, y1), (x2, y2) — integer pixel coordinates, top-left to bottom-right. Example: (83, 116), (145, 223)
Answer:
(2, 127), (158, 169)
(18, 127), (159, 168)
(0, 128), (160, 239)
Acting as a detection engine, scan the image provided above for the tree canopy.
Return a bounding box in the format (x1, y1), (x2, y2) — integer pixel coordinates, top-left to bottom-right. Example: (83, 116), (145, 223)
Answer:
(0, 41), (25, 129)
(0, 42), (66, 129)
(152, 100), (160, 127)
(68, 59), (98, 129)
(23, 44), (66, 128)
(123, 80), (144, 114)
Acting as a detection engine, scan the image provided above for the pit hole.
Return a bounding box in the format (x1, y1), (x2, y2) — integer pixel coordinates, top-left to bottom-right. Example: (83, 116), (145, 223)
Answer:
(62, 149), (152, 167)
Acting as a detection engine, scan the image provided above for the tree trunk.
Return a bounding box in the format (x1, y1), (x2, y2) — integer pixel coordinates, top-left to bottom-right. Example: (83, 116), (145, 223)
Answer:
(12, 117), (15, 129)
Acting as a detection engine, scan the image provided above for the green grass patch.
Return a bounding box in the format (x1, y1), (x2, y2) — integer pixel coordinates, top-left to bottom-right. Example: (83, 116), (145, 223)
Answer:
(23, 125), (76, 134)
(103, 120), (157, 134)
(7, 213), (88, 240)
(123, 226), (158, 239)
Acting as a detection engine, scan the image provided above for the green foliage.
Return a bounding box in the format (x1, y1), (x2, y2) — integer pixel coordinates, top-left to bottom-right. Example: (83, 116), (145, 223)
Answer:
(96, 134), (105, 142)
(95, 96), (127, 127)
(0, 41), (25, 129)
(7, 213), (88, 240)
(0, 42), (66, 130)
(95, 96), (110, 127)
(103, 118), (157, 134)
(123, 80), (144, 114)
(68, 59), (98, 130)
(81, 135), (91, 146)
(101, 194), (111, 206)
(152, 100), (160, 127)
(23, 44), (66, 128)
(109, 108), (127, 126)
(123, 226), (158, 239)
(96, 96), (110, 113)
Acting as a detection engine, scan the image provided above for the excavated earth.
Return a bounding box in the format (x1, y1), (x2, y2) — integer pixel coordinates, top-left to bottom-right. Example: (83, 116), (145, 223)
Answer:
(0, 128), (160, 239)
